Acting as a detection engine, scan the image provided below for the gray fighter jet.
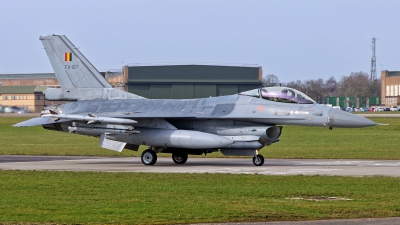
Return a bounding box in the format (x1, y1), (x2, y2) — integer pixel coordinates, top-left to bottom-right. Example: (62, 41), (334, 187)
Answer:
(14, 35), (376, 166)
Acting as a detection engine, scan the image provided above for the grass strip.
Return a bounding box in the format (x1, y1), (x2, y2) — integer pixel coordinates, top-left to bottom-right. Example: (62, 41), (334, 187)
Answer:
(1, 117), (399, 159)
(0, 171), (399, 224)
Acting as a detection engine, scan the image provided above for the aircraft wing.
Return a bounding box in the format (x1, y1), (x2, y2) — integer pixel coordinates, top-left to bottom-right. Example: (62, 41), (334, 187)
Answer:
(13, 117), (69, 127)
(13, 114), (138, 127)
(96, 112), (306, 120)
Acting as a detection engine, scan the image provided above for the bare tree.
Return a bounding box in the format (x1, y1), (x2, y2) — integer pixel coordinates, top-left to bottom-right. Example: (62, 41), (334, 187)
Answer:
(324, 76), (337, 96)
(369, 78), (381, 97)
(337, 72), (378, 106)
(285, 80), (303, 92)
(337, 75), (352, 97)
(301, 79), (325, 102)
(263, 74), (280, 84)
(284, 72), (380, 106)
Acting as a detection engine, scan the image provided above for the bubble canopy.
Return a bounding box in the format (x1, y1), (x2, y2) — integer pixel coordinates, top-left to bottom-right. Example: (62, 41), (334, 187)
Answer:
(239, 87), (315, 104)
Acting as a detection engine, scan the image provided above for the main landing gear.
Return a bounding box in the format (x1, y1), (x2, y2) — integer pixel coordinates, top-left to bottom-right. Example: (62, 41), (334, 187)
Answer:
(141, 149), (264, 166)
(140, 150), (189, 165)
(141, 150), (157, 165)
(253, 154), (264, 166)
(172, 152), (188, 164)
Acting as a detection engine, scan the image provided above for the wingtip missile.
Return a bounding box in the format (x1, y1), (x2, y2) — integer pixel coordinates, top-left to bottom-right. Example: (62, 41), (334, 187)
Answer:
(51, 114), (138, 125)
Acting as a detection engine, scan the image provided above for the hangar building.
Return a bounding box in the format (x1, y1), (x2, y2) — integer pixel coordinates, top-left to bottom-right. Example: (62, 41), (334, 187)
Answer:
(118, 64), (262, 99)
(0, 64), (262, 112)
(381, 70), (400, 106)
(0, 85), (55, 112)
(0, 73), (58, 86)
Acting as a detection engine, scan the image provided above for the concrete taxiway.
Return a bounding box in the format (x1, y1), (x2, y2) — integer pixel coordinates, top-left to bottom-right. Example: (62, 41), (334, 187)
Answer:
(0, 155), (399, 177)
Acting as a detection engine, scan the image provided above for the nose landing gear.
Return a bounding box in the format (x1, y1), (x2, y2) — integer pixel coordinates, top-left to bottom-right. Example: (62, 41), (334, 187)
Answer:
(253, 154), (264, 166)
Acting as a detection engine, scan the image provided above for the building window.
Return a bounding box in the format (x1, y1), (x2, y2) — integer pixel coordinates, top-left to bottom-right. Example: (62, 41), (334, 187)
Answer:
(2, 96), (8, 100)
(36, 95), (41, 100)
(11, 96), (18, 100)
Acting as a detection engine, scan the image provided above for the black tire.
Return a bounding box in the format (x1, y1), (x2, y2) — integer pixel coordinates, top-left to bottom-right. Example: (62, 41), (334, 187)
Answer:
(172, 153), (188, 164)
(141, 150), (157, 165)
(253, 154), (264, 166)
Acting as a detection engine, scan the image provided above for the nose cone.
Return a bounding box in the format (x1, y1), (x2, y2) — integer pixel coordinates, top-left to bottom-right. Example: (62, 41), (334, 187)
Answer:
(328, 109), (376, 128)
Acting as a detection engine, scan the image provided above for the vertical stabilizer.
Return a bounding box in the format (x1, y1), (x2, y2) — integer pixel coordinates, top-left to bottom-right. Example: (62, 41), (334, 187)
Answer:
(40, 35), (144, 100)
(40, 35), (112, 89)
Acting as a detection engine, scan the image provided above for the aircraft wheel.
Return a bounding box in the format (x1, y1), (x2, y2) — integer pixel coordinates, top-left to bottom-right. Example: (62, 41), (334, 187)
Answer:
(172, 153), (188, 164)
(141, 150), (157, 165)
(253, 154), (264, 166)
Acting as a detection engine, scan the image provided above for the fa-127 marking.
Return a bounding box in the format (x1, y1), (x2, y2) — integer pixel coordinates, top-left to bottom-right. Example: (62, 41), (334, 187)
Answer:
(65, 65), (79, 69)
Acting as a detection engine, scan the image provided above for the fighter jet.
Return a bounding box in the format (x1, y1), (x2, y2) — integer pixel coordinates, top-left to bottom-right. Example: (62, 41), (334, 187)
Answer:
(14, 35), (376, 166)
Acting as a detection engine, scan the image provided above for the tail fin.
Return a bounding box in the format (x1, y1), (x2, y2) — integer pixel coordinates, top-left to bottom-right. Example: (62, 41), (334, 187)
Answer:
(40, 35), (111, 89)
(40, 35), (144, 100)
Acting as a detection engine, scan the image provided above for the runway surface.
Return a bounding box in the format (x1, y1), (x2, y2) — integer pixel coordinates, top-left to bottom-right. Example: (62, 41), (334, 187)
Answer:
(0, 155), (399, 177)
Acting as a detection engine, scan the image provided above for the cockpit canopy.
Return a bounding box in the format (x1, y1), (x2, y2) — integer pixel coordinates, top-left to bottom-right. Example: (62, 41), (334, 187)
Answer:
(239, 87), (315, 104)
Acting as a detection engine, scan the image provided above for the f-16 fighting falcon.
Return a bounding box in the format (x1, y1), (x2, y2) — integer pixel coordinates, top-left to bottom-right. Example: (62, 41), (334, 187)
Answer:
(14, 35), (376, 166)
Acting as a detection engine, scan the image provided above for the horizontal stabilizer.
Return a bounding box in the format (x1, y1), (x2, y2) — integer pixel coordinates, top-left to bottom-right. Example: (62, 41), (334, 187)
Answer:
(13, 117), (67, 127)
(45, 87), (145, 101)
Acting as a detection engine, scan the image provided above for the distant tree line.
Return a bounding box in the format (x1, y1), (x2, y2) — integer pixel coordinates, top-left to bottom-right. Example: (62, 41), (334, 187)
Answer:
(263, 72), (381, 104)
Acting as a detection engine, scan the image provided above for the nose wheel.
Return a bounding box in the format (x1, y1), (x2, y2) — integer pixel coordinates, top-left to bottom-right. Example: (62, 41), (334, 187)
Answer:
(253, 154), (264, 166)
(141, 150), (157, 165)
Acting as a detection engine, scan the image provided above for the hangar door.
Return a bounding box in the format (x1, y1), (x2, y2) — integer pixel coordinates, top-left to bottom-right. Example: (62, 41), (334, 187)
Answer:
(217, 85), (238, 96)
(172, 84), (194, 99)
(149, 84), (171, 99)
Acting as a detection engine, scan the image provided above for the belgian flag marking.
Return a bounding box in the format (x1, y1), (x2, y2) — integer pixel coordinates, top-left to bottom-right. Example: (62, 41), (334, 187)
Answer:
(65, 52), (72, 61)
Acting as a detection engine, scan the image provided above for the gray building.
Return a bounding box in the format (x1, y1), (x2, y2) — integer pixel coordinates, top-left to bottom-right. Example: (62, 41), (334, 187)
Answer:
(2, 64), (263, 100)
(124, 64), (262, 99)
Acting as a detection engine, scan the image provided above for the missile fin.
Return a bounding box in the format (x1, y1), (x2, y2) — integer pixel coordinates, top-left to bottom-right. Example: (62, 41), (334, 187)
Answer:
(99, 134), (126, 152)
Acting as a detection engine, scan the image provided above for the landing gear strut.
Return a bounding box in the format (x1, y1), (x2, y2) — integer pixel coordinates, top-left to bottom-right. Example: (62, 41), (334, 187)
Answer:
(253, 154), (264, 166)
(172, 153), (188, 164)
(141, 149), (157, 165)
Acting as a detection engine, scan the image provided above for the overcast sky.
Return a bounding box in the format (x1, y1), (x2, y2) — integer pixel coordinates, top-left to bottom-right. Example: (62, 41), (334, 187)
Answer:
(0, 0), (399, 82)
